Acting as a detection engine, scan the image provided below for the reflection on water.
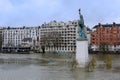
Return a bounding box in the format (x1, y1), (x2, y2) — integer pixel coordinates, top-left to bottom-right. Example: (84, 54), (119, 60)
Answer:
(0, 54), (120, 80)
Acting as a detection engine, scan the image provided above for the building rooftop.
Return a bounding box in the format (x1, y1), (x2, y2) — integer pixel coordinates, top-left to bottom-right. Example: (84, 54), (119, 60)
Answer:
(93, 23), (120, 29)
(86, 27), (91, 31)
(2, 26), (39, 29)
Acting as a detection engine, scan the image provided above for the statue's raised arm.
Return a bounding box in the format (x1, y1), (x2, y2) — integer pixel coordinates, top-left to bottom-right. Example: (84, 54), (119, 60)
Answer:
(77, 9), (87, 40)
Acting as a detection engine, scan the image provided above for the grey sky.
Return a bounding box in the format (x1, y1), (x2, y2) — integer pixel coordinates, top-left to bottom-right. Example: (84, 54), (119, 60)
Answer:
(0, 0), (120, 28)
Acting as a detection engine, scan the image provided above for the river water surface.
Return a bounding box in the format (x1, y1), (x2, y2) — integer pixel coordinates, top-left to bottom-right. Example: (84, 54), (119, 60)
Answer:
(0, 54), (120, 80)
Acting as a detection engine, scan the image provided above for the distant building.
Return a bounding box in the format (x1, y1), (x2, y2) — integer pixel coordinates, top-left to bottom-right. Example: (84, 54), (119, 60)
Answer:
(39, 20), (91, 53)
(2, 27), (38, 52)
(85, 27), (92, 45)
(91, 22), (120, 51)
(0, 20), (91, 53)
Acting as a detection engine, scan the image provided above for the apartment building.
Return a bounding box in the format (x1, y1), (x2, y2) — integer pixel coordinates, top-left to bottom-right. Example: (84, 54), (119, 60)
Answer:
(91, 22), (120, 51)
(2, 26), (39, 52)
(39, 20), (91, 53)
(0, 20), (91, 53)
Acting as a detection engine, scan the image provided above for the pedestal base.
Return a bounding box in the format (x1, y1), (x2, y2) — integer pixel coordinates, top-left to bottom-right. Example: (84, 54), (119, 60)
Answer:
(76, 40), (89, 68)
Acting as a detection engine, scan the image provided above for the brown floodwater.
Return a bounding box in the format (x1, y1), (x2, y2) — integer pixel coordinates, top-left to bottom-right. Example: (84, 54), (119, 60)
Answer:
(0, 54), (119, 80)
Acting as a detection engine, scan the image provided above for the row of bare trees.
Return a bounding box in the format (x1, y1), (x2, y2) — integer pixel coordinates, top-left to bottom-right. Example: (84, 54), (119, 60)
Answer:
(99, 42), (109, 53)
(40, 31), (63, 52)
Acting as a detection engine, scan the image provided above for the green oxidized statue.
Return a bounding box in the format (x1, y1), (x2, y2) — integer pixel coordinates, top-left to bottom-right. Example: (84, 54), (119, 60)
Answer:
(78, 9), (87, 40)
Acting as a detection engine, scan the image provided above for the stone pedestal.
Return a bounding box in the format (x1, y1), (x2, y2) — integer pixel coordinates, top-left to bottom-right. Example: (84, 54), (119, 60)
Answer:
(76, 40), (89, 68)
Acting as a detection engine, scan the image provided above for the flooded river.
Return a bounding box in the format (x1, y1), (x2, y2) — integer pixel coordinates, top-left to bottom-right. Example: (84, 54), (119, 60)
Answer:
(0, 54), (120, 80)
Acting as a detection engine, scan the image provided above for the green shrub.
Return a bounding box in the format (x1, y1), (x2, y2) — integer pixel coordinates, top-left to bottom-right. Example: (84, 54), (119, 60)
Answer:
(86, 56), (96, 72)
(104, 54), (112, 70)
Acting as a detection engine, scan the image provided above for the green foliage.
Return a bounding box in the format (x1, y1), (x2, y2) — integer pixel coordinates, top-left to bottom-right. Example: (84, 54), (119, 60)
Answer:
(71, 59), (78, 69)
(91, 56), (97, 68)
(104, 54), (112, 70)
(86, 56), (96, 72)
(99, 42), (112, 70)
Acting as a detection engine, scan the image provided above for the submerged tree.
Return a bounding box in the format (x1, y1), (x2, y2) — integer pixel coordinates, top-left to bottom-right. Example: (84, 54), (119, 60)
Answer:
(104, 54), (112, 69)
(99, 42), (112, 69)
(86, 56), (96, 72)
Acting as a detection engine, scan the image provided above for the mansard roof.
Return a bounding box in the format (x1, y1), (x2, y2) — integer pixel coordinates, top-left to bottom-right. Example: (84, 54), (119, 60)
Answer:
(93, 23), (120, 29)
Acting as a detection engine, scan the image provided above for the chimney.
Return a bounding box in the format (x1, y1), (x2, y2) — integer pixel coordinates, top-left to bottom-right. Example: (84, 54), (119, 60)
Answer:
(113, 22), (116, 26)
(98, 23), (101, 27)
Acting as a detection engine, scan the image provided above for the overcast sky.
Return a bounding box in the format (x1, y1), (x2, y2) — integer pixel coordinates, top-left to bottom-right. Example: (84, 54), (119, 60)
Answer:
(0, 0), (120, 28)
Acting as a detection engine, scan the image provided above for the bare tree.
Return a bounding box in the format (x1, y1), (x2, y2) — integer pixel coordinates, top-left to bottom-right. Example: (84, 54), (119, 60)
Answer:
(40, 31), (62, 53)
(40, 35), (47, 54)
(0, 32), (2, 50)
(99, 42), (109, 54)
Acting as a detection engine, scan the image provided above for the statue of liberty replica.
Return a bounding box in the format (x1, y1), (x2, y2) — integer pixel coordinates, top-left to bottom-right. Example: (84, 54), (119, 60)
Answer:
(77, 9), (87, 40)
(76, 9), (89, 68)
